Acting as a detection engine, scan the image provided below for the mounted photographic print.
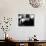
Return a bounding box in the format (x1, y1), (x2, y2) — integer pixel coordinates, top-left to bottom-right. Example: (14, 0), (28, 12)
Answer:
(18, 14), (35, 26)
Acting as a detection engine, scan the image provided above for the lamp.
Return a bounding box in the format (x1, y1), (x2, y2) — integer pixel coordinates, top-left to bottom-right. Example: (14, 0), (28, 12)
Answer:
(29, 0), (44, 8)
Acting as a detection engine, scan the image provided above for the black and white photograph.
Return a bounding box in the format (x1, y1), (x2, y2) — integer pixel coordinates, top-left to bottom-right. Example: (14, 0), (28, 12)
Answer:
(18, 14), (34, 26)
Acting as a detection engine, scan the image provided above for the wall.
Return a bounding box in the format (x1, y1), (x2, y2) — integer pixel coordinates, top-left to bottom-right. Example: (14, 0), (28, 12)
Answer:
(0, 0), (46, 40)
